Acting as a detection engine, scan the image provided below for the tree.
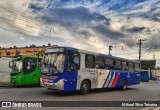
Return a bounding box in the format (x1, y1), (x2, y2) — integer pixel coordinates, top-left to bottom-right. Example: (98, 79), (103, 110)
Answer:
(14, 46), (17, 48)
(30, 44), (36, 47)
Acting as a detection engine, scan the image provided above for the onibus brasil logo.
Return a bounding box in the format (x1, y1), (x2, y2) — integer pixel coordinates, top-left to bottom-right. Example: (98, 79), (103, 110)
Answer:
(1, 102), (42, 107)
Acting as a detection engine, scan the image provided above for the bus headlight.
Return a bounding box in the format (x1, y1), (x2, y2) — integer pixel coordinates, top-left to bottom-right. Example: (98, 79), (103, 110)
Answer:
(56, 79), (64, 85)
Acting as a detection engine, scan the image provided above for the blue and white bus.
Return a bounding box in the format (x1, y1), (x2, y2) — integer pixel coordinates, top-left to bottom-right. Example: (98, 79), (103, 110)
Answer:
(41, 47), (140, 94)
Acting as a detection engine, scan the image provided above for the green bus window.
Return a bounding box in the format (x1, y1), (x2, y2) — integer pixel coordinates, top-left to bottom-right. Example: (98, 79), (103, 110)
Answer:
(23, 58), (37, 74)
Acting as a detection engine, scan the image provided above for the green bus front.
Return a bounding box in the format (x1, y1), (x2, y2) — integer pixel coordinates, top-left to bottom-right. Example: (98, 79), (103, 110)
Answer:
(9, 55), (42, 86)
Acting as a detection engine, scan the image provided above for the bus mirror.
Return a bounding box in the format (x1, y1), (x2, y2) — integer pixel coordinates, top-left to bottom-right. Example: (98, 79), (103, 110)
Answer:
(9, 61), (13, 68)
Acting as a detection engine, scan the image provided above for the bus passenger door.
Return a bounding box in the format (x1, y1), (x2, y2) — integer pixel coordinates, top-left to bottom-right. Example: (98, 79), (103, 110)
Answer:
(65, 50), (80, 91)
(23, 58), (37, 85)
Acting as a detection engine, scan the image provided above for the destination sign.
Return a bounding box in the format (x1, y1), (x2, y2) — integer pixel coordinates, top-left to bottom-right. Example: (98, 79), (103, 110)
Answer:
(12, 56), (21, 61)
(45, 48), (64, 53)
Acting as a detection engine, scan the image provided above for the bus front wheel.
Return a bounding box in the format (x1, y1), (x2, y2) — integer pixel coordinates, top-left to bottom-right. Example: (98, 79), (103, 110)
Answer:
(80, 80), (91, 94)
(121, 80), (127, 90)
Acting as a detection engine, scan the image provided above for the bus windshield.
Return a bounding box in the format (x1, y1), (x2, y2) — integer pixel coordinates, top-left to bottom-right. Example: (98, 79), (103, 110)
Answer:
(42, 53), (65, 75)
(11, 60), (22, 74)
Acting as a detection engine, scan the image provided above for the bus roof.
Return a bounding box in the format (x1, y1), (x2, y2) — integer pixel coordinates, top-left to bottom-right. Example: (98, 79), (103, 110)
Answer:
(46, 47), (140, 64)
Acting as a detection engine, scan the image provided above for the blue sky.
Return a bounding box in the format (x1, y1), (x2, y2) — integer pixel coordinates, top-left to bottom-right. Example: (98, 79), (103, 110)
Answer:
(0, 0), (160, 65)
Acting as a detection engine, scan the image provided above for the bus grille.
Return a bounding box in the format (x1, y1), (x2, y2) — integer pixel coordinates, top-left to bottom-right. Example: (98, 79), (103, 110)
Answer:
(41, 75), (57, 79)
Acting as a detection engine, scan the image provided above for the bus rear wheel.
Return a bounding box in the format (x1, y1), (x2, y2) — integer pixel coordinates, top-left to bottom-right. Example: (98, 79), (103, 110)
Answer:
(80, 80), (90, 94)
(121, 80), (127, 90)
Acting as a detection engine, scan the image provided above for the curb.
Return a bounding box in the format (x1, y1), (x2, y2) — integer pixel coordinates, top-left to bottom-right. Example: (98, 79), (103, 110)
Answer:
(0, 82), (11, 87)
(149, 80), (159, 83)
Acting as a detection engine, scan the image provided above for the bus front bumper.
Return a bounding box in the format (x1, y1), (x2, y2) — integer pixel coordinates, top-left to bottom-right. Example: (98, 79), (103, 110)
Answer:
(10, 76), (22, 85)
(41, 79), (64, 91)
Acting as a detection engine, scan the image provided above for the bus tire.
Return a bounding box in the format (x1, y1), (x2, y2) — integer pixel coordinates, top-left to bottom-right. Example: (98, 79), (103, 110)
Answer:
(80, 80), (91, 94)
(121, 80), (127, 90)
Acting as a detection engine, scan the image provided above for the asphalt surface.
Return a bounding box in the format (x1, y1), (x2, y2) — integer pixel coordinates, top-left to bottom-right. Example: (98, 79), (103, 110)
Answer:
(0, 81), (160, 110)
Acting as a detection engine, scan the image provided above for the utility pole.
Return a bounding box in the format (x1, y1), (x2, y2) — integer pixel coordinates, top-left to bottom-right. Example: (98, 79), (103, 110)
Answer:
(109, 45), (113, 55)
(137, 39), (147, 61)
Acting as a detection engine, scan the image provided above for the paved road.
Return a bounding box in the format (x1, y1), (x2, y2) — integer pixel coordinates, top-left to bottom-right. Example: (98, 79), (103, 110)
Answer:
(0, 81), (160, 110)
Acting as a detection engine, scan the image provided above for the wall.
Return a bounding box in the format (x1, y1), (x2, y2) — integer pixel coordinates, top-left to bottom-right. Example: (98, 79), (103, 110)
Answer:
(152, 70), (160, 77)
(0, 57), (11, 82)
(0, 47), (44, 57)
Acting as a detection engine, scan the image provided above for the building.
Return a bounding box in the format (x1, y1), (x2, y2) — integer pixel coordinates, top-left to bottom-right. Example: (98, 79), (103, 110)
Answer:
(140, 59), (156, 70)
(139, 59), (156, 81)
(0, 44), (57, 57)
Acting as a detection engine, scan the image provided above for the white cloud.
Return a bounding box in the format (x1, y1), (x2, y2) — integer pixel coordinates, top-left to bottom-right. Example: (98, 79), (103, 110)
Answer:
(20, 37), (25, 40)
(0, 0), (31, 14)
(0, 0), (160, 66)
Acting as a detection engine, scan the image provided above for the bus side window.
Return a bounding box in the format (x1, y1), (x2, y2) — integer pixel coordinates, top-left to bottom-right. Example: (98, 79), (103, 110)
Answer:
(104, 58), (114, 69)
(95, 57), (104, 69)
(129, 62), (134, 72)
(85, 54), (95, 68)
(68, 51), (80, 72)
(23, 58), (37, 74)
(114, 60), (122, 70)
(122, 61), (129, 71)
(134, 63), (140, 72)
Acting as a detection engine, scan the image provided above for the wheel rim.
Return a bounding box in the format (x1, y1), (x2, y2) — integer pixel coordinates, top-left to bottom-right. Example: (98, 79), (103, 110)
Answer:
(82, 83), (88, 92)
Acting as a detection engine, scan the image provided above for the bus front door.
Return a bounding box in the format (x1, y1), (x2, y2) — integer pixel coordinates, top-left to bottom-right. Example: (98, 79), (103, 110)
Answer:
(23, 58), (37, 85)
(65, 50), (80, 91)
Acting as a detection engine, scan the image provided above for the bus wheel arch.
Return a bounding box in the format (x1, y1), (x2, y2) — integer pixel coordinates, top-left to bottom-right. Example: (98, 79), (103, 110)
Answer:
(121, 79), (128, 90)
(80, 79), (91, 94)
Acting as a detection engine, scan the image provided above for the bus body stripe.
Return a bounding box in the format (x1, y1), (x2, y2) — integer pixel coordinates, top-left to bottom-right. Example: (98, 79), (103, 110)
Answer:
(103, 71), (112, 88)
(108, 71), (116, 88)
(111, 74), (119, 88)
(102, 71), (110, 88)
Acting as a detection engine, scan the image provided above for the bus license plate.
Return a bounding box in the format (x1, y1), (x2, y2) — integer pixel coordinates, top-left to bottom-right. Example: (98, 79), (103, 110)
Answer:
(48, 80), (53, 83)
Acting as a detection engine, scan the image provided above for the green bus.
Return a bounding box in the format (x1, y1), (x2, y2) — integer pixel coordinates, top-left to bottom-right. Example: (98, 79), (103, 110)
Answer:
(9, 55), (42, 86)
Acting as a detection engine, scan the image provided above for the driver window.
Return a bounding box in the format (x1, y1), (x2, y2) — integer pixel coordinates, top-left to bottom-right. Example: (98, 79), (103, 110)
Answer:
(68, 51), (80, 72)
(27, 62), (31, 70)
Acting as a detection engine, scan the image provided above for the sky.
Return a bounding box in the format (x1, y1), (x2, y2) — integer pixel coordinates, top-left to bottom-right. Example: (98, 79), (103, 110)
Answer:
(0, 0), (160, 66)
